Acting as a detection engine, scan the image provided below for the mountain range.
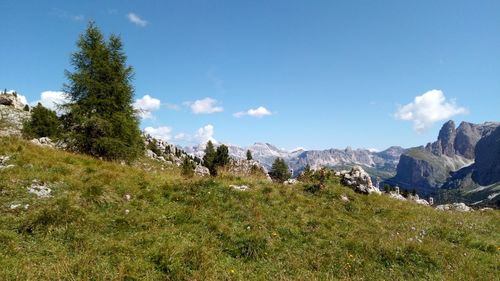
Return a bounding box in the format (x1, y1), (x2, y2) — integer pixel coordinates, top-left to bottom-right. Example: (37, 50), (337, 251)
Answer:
(185, 142), (405, 183)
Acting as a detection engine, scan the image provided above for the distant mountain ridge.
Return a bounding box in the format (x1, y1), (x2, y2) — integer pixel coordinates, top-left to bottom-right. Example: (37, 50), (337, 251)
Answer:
(185, 142), (405, 181)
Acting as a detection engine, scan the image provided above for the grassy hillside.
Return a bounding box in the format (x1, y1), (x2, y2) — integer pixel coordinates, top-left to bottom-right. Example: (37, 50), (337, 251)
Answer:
(0, 137), (499, 280)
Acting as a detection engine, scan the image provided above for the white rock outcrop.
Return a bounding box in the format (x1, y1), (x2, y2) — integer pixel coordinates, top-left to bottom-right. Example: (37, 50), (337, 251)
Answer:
(27, 181), (52, 198)
(435, 203), (472, 212)
(0, 155), (15, 170)
(339, 166), (381, 194)
(0, 97), (30, 137)
(194, 165), (210, 177)
(230, 184), (250, 191)
(0, 93), (25, 110)
(283, 179), (299, 185)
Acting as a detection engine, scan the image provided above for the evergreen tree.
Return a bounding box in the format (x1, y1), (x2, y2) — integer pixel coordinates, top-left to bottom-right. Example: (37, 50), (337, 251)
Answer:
(215, 144), (230, 168)
(203, 140), (216, 175)
(269, 158), (291, 182)
(246, 149), (253, 161)
(62, 21), (143, 161)
(22, 103), (61, 139)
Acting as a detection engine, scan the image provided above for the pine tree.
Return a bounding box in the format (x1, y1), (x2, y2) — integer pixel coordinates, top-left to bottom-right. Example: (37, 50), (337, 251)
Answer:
(246, 149), (253, 161)
(215, 144), (230, 168)
(203, 140), (216, 175)
(62, 21), (143, 161)
(22, 103), (61, 139)
(269, 158), (291, 182)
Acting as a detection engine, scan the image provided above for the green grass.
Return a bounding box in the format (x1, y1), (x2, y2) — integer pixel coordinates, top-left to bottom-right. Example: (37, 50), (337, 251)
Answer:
(0, 137), (499, 280)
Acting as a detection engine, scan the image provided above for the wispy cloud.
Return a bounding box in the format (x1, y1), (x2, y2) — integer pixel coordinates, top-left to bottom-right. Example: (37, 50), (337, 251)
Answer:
(50, 8), (84, 22)
(186, 97), (223, 114)
(394, 89), (467, 133)
(127, 12), (148, 27)
(234, 106), (272, 118)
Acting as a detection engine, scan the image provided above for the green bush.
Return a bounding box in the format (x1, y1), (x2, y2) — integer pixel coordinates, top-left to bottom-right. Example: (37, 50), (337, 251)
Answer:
(22, 103), (61, 139)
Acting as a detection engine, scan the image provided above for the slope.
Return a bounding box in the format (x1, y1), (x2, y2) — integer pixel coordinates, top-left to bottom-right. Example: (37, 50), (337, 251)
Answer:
(0, 137), (498, 280)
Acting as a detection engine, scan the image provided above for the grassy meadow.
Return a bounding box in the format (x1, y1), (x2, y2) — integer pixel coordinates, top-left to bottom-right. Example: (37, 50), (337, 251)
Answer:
(0, 137), (498, 280)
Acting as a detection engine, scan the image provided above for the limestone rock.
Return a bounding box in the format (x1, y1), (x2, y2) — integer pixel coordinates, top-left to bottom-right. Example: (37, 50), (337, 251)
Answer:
(230, 184), (249, 191)
(194, 165), (210, 177)
(283, 179), (299, 185)
(0, 104), (30, 137)
(0, 93), (25, 110)
(339, 166), (381, 194)
(27, 180), (52, 198)
(0, 155), (15, 170)
(435, 203), (472, 212)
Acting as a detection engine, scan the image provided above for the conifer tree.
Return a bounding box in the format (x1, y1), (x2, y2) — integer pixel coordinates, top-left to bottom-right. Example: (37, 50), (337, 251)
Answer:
(246, 149), (253, 161)
(215, 144), (230, 168)
(62, 21), (143, 161)
(269, 157), (291, 182)
(203, 140), (216, 175)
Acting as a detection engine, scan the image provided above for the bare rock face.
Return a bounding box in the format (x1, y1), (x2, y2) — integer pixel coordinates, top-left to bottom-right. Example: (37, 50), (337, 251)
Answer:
(0, 93), (25, 110)
(194, 165), (210, 177)
(0, 104), (30, 137)
(340, 166), (381, 194)
(435, 203), (472, 212)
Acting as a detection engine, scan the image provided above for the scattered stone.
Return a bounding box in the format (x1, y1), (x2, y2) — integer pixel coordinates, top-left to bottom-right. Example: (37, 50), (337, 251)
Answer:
(230, 184), (250, 191)
(479, 207), (493, 212)
(388, 192), (406, 201)
(283, 179), (299, 185)
(125, 209), (130, 215)
(194, 165), (210, 177)
(0, 155), (15, 170)
(9, 203), (21, 210)
(339, 166), (381, 194)
(340, 195), (349, 202)
(435, 203), (472, 212)
(124, 194), (131, 201)
(27, 180), (52, 198)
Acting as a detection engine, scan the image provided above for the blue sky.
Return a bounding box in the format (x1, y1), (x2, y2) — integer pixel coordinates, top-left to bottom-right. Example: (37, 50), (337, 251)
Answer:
(1, 0), (499, 150)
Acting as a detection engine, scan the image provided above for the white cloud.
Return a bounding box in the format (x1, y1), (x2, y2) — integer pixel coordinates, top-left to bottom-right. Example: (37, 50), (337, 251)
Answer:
(33, 91), (70, 113)
(195, 124), (216, 144)
(394, 89), (467, 133)
(127, 13), (148, 27)
(133, 94), (161, 119)
(233, 106), (272, 118)
(144, 126), (172, 141)
(189, 97), (223, 114)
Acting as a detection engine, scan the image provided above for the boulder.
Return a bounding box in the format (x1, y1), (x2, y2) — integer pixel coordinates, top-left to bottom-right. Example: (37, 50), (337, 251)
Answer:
(31, 137), (55, 148)
(230, 184), (249, 191)
(339, 166), (381, 194)
(194, 165), (210, 177)
(435, 203), (472, 212)
(27, 180), (52, 198)
(283, 179), (299, 185)
(388, 192), (406, 201)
